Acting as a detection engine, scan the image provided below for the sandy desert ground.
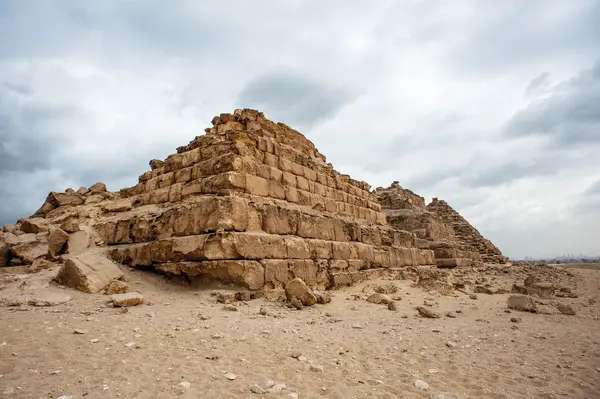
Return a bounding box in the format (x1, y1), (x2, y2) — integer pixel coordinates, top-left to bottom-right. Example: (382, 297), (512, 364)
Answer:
(1, 263), (599, 399)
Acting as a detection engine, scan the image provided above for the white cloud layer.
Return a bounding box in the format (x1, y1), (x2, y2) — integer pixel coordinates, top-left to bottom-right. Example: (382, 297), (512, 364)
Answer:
(1, 0), (599, 259)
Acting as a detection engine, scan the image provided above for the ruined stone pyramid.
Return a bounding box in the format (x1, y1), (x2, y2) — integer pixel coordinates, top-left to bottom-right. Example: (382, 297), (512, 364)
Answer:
(75, 109), (435, 290)
(374, 182), (507, 267)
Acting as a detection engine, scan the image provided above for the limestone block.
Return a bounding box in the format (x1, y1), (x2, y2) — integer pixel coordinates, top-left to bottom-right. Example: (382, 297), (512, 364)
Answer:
(246, 175), (269, 197)
(47, 227), (69, 257)
(145, 177), (159, 192)
(329, 259), (349, 272)
(316, 173), (328, 185)
(307, 239), (333, 259)
(289, 260), (317, 288)
(279, 158), (292, 172)
(233, 233), (287, 259)
(297, 214), (335, 241)
(56, 254), (124, 293)
(191, 159), (215, 180)
(264, 152), (278, 167)
(181, 180), (203, 199)
(201, 172), (246, 194)
(282, 171), (297, 187)
(256, 163), (270, 180)
(168, 183), (183, 203)
(149, 187), (170, 204)
(297, 189), (312, 206)
(285, 186), (298, 203)
(181, 148), (201, 168)
(296, 176), (309, 191)
(285, 236), (310, 259)
(224, 260), (264, 290)
(269, 167), (283, 182)
(302, 166), (317, 182)
(268, 180), (286, 199)
(290, 161), (304, 177)
(263, 259), (290, 288)
(347, 259), (364, 272)
(262, 205), (298, 235)
(157, 172), (174, 188)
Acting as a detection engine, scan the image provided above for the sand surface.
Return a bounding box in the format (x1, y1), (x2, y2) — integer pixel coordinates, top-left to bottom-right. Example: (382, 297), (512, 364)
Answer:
(1, 263), (599, 399)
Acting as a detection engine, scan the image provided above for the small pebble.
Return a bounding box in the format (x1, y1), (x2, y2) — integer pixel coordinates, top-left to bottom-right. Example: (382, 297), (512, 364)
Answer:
(73, 329), (87, 334)
(414, 379), (429, 390)
(224, 372), (236, 380)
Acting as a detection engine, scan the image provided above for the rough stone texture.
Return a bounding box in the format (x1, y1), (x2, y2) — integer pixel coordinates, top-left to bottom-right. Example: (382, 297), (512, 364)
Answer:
(111, 292), (143, 307)
(105, 279), (129, 295)
(507, 294), (537, 312)
(47, 227), (69, 257)
(427, 198), (508, 264)
(55, 254), (124, 293)
(0, 242), (10, 267)
(285, 278), (317, 306)
(374, 183), (485, 268)
(2, 109), (444, 291)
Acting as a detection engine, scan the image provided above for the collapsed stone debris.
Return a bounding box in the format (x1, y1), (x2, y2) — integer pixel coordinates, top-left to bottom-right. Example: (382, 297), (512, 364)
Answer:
(0, 109), (509, 295)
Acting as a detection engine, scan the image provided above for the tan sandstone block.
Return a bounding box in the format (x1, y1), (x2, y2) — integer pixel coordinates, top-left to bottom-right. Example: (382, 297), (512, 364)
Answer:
(264, 152), (278, 167)
(145, 177), (159, 192)
(285, 186), (298, 203)
(297, 214), (335, 241)
(329, 260), (349, 272)
(268, 180), (286, 200)
(324, 198), (337, 213)
(224, 260), (265, 290)
(234, 233), (287, 259)
(307, 239), (333, 259)
(316, 173), (328, 185)
(262, 205), (299, 235)
(313, 182), (325, 196)
(181, 180), (203, 199)
(149, 187), (170, 204)
(296, 176), (309, 191)
(279, 158), (293, 172)
(246, 175), (269, 197)
(256, 163), (270, 180)
(201, 172), (246, 193)
(263, 259), (290, 288)
(289, 259), (317, 288)
(302, 166), (317, 182)
(297, 190), (312, 206)
(157, 172), (174, 189)
(282, 171), (297, 187)
(181, 148), (201, 168)
(284, 236), (310, 259)
(174, 167), (192, 184)
(290, 162), (304, 176)
(269, 167), (283, 182)
(347, 260), (364, 272)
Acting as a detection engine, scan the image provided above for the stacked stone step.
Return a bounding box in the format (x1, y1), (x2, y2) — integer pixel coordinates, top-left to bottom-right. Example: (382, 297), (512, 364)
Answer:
(103, 109), (435, 290)
(426, 198), (508, 264)
(374, 182), (482, 268)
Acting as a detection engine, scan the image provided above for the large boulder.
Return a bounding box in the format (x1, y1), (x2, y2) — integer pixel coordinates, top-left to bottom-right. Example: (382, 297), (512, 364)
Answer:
(19, 218), (50, 234)
(55, 254), (124, 293)
(47, 227), (69, 257)
(0, 242), (10, 267)
(89, 182), (107, 193)
(285, 278), (317, 306)
(11, 238), (49, 264)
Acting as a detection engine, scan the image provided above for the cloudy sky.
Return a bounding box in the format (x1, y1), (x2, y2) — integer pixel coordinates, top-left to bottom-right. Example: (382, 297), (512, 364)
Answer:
(1, 0), (599, 259)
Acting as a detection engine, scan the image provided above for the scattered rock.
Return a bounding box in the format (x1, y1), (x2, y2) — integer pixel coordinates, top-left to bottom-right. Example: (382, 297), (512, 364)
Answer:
(388, 301), (398, 311)
(507, 295), (537, 313)
(445, 312), (457, 318)
(313, 291), (332, 304)
(0, 243), (11, 267)
(510, 317), (522, 323)
(366, 293), (391, 305)
(216, 292), (237, 304)
(290, 297), (304, 310)
(285, 278), (317, 306)
(55, 254), (124, 293)
(414, 379), (429, 390)
(556, 303), (576, 315)
(469, 294), (478, 300)
(177, 381), (191, 390)
(223, 304), (238, 311)
(73, 329), (87, 334)
(29, 259), (57, 273)
(446, 341), (457, 348)
(224, 372), (237, 380)
(310, 364), (325, 372)
(105, 279), (128, 295)
(89, 182), (107, 193)
(111, 292), (144, 307)
(416, 306), (440, 318)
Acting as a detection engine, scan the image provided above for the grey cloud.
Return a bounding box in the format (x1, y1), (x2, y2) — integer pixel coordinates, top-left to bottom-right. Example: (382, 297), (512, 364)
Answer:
(525, 72), (550, 96)
(585, 179), (600, 195)
(237, 70), (359, 128)
(504, 58), (600, 147)
(447, 1), (600, 74)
